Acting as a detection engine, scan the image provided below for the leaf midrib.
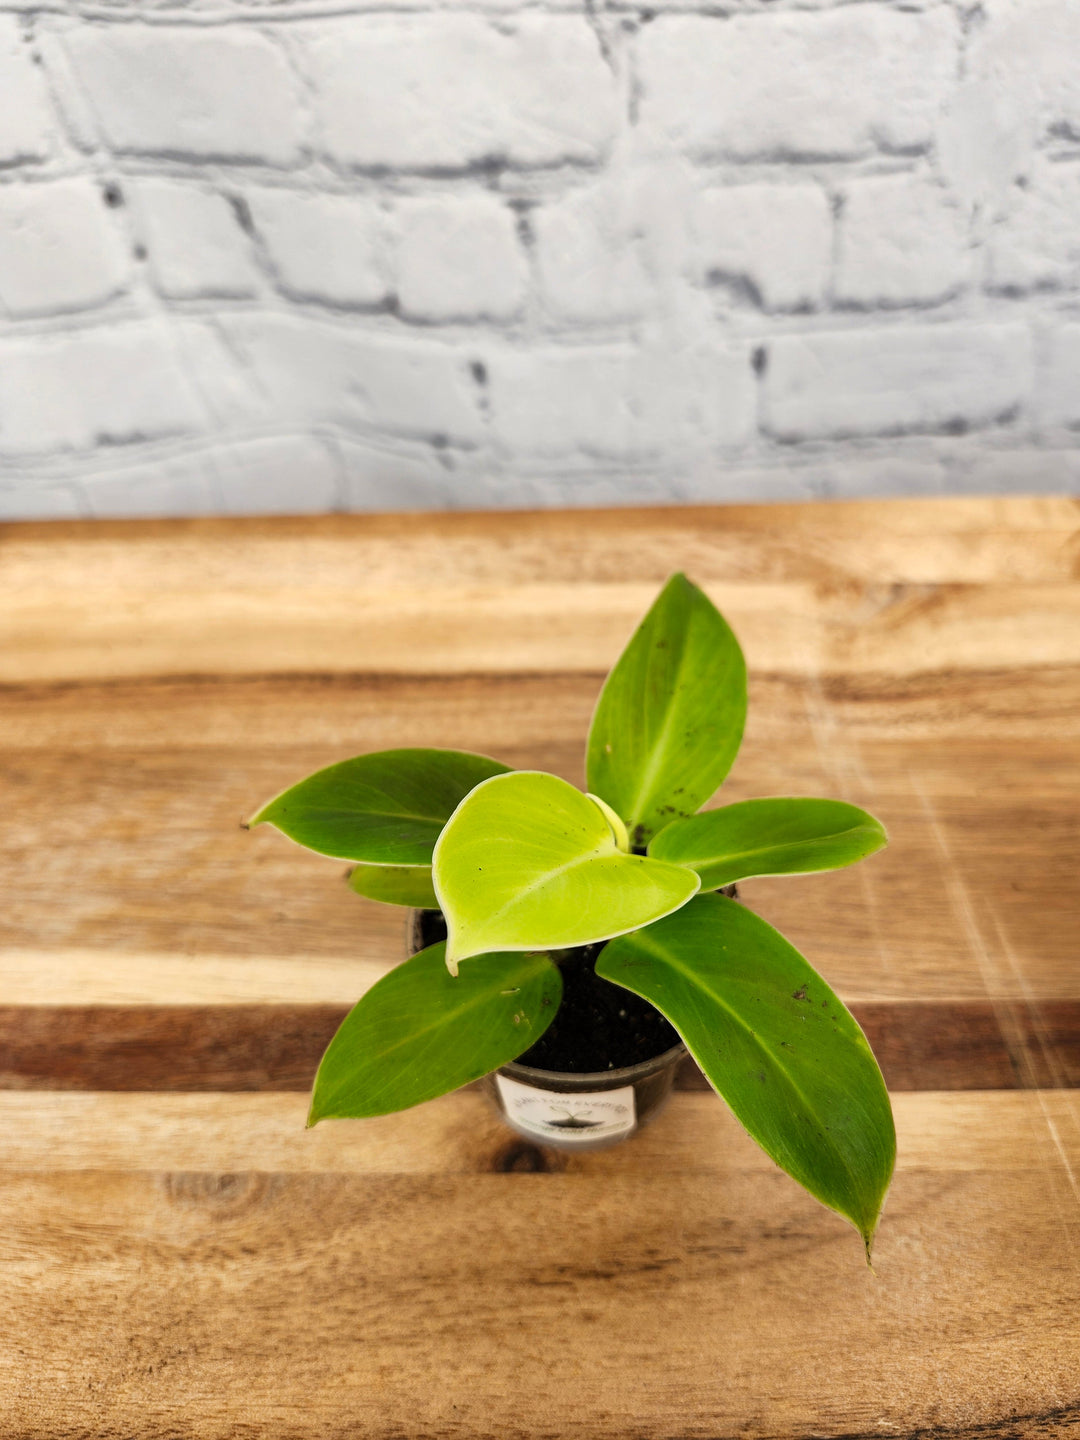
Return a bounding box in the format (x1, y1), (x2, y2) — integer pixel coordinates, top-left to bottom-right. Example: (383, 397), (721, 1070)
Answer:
(476, 838), (616, 929)
(617, 930), (868, 1196)
(296, 804), (448, 827)
(674, 824), (882, 868)
(621, 631), (695, 831)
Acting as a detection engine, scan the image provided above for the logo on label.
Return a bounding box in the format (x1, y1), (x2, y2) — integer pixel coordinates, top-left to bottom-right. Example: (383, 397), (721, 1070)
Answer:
(495, 1075), (636, 1145)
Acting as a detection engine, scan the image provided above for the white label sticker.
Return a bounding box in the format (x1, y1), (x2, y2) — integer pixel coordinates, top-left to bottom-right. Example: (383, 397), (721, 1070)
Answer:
(495, 1074), (636, 1146)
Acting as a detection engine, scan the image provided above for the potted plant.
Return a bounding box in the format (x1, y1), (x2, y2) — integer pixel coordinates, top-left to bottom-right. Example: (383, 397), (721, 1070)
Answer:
(246, 574), (895, 1260)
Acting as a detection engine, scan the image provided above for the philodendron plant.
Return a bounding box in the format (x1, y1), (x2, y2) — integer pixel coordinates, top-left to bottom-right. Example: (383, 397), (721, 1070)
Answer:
(247, 574), (895, 1260)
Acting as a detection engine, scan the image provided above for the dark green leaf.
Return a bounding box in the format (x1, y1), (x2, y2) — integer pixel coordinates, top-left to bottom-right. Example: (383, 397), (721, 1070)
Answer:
(348, 863), (439, 909)
(309, 942), (563, 1122)
(586, 573), (747, 848)
(246, 748), (510, 864)
(649, 797), (888, 888)
(596, 894), (895, 1258)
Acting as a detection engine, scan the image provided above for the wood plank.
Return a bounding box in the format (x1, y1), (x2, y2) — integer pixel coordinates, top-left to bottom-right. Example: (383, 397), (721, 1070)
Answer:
(2, 1000), (1076, 1093)
(0, 948), (385, 1005)
(4, 578), (1080, 682)
(2, 675), (1075, 1003)
(3, 499), (1079, 684)
(3, 666), (1080, 753)
(0, 1090), (1076, 1175)
(3, 495), (1078, 590)
(1, 1092), (1077, 1440)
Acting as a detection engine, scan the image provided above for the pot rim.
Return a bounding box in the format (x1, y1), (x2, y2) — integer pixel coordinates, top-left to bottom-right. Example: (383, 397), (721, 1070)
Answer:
(497, 1037), (688, 1088)
(406, 907), (689, 1087)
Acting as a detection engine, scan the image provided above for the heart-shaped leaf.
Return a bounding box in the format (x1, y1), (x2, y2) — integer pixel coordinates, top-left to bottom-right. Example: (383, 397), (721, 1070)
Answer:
(348, 863), (440, 909)
(586, 573), (747, 848)
(649, 797), (888, 888)
(597, 894), (895, 1259)
(433, 771), (700, 969)
(246, 748), (510, 864)
(309, 941), (563, 1123)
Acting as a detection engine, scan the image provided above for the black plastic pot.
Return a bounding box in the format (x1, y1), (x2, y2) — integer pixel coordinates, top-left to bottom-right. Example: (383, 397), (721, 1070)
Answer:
(406, 908), (687, 1151)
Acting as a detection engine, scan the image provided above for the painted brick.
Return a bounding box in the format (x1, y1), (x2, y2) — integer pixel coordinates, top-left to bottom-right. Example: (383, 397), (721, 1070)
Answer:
(135, 180), (260, 300)
(0, 15), (54, 163)
(533, 178), (655, 325)
(483, 342), (754, 458)
(0, 483), (82, 520)
(302, 15), (619, 170)
(171, 320), (270, 428)
(637, 9), (957, 161)
(1041, 326), (1080, 428)
(691, 183), (831, 312)
(958, 446), (1080, 494)
(219, 315), (484, 444)
(0, 322), (207, 455)
(987, 162), (1080, 294)
(395, 195), (526, 322)
(59, 26), (303, 164)
(77, 436), (341, 518)
(336, 436), (459, 511)
(216, 434), (342, 513)
(966, 0), (1080, 145)
(0, 178), (129, 318)
(248, 189), (388, 307)
(765, 324), (1034, 441)
(936, 1), (1080, 218)
(80, 452), (221, 519)
(836, 175), (969, 307)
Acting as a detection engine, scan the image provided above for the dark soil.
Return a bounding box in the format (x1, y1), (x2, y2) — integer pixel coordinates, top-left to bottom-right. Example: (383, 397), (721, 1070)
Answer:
(414, 895), (735, 1073)
(512, 938), (681, 1072)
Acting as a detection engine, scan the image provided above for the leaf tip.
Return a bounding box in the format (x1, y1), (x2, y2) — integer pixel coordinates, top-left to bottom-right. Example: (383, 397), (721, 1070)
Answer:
(242, 804), (269, 832)
(860, 1207), (887, 1271)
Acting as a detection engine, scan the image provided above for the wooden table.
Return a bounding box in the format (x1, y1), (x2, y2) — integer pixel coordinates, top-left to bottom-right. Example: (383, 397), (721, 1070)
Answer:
(2, 497), (1078, 1439)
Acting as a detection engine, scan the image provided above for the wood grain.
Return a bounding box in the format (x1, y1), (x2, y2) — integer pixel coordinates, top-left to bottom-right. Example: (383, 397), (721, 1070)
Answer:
(2, 1000), (1077, 1093)
(3, 498), (1079, 1439)
(0, 1089), (1076, 1177)
(3, 499), (1079, 684)
(1, 673), (1076, 1002)
(4, 578), (1080, 682)
(2, 1092), (1078, 1440)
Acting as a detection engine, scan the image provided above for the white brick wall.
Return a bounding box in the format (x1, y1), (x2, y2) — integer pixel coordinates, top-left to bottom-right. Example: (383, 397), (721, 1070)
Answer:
(0, 178), (129, 316)
(1, 0), (1079, 518)
(765, 324), (1034, 441)
(249, 190), (388, 308)
(0, 15), (56, 164)
(59, 26), (304, 165)
(395, 195), (527, 321)
(636, 10), (957, 162)
(134, 182), (260, 301)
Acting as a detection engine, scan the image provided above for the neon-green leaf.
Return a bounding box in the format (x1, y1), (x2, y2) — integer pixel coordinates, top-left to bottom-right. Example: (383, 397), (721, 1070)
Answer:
(432, 771), (700, 969)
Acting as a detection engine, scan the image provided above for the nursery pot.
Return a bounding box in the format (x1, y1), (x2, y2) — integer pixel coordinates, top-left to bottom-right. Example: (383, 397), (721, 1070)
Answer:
(407, 908), (687, 1152)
